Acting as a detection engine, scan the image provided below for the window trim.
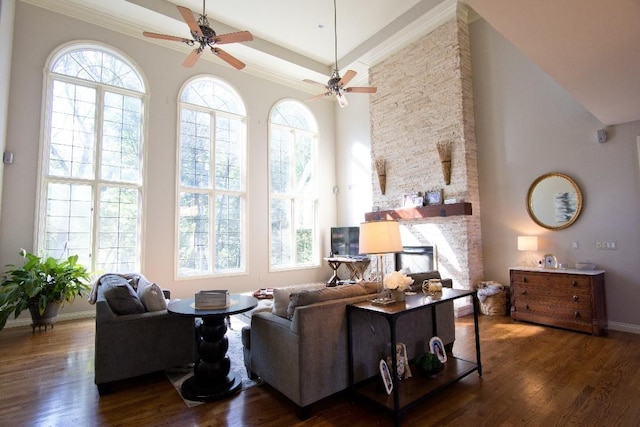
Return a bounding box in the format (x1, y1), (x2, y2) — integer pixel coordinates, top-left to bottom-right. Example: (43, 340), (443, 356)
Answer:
(267, 99), (320, 272)
(175, 75), (248, 280)
(35, 41), (148, 273)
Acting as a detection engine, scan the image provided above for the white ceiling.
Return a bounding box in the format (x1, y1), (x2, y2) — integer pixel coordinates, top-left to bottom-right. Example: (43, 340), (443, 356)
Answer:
(21, 0), (640, 125)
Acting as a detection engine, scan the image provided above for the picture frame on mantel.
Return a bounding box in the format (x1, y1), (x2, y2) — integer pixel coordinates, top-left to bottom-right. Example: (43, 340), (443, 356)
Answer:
(403, 193), (421, 208)
(426, 189), (443, 205)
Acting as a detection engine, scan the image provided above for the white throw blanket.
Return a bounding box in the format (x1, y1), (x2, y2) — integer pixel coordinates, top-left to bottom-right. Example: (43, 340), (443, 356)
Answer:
(477, 283), (504, 302)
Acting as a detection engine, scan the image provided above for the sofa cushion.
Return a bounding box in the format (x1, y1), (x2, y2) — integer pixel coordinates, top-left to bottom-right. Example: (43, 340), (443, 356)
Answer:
(287, 284), (368, 319)
(272, 283), (325, 318)
(138, 282), (167, 312)
(101, 274), (146, 315)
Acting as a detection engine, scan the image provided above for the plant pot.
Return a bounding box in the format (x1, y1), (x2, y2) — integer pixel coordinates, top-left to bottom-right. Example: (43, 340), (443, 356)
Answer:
(29, 301), (61, 332)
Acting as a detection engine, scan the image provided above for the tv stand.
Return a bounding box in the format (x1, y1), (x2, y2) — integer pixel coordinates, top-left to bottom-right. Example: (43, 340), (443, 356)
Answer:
(324, 257), (370, 286)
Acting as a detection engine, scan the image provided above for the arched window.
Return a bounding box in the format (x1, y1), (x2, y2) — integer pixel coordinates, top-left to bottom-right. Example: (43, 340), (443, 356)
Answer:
(177, 76), (247, 277)
(37, 43), (146, 272)
(269, 100), (318, 269)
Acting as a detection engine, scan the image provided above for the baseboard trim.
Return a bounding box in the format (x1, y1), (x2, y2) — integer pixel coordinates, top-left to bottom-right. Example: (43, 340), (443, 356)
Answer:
(608, 321), (640, 335)
(3, 310), (95, 329)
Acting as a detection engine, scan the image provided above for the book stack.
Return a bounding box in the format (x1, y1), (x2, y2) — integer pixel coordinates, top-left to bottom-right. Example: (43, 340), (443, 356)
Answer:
(195, 290), (229, 309)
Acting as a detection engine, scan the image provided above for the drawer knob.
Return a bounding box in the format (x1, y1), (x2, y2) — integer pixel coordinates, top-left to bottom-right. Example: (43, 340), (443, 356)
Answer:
(525, 303), (529, 310)
(523, 277), (528, 283)
(572, 280), (578, 287)
(521, 290), (527, 296)
(574, 311), (580, 318)
(573, 295), (579, 301)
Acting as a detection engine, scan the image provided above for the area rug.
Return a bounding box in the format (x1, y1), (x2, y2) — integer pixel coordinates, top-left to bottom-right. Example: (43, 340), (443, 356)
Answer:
(166, 315), (263, 407)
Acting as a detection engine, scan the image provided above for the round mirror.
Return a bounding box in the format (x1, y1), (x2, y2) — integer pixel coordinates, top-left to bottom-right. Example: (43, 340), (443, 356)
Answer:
(526, 172), (583, 230)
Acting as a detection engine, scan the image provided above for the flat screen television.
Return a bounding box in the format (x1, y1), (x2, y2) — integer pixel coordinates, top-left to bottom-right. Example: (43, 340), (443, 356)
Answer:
(395, 246), (435, 273)
(330, 226), (361, 257)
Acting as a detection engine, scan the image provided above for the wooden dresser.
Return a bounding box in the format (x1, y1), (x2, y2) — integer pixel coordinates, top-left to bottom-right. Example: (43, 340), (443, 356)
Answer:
(510, 268), (607, 335)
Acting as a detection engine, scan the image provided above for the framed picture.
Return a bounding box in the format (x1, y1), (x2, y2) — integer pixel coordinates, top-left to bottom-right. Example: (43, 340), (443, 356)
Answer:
(411, 195), (425, 207)
(402, 193), (420, 208)
(429, 336), (447, 363)
(379, 359), (393, 395)
(426, 189), (443, 205)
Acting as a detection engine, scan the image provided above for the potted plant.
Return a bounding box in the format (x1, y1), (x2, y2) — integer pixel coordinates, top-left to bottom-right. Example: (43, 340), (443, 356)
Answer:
(0, 249), (92, 331)
(415, 351), (444, 378)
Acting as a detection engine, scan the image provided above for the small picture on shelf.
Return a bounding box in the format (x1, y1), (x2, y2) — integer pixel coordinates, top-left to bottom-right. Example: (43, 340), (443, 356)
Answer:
(429, 336), (447, 363)
(379, 359), (393, 395)
(412, 195), (425, 207)
(402, 193), (421, 208)
(426, 189), (443, 206)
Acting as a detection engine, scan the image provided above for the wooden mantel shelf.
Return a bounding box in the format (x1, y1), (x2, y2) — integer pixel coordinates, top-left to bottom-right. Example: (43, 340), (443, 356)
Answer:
(364, 202), (472, 221)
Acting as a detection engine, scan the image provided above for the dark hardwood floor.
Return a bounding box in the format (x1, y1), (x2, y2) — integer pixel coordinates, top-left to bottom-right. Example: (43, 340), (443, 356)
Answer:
(1, 314), (639, 426)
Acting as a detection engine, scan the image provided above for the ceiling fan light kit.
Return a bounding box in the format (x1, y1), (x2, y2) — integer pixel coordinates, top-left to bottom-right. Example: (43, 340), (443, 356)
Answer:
(142, 0), (253, 69)
(303, 0), (377, 107)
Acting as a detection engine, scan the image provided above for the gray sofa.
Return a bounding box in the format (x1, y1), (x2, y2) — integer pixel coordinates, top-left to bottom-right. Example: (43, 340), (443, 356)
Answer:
(242, 271), (454, 416)
(93, 273), (197, 394)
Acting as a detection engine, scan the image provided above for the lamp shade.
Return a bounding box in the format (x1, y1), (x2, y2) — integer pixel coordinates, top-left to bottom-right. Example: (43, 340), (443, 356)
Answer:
(517, 236), (538, 251)
(359, 220), (403, 255)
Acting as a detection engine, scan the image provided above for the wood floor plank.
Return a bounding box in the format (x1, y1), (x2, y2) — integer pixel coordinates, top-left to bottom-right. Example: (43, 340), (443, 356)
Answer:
(1, 315), (639, 426)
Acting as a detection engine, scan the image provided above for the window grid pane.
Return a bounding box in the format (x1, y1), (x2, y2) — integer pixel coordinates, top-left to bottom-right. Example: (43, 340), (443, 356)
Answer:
(50, 81), (96, 179)
(101, 91), (142, 183)
(97, 186), (140, 272)
(178, 192), (211, 276)
(270, 198), (292, 267)
(215, 116), (242, 191)
(269, 127), (292, 195)
(43, 182), (93, 265)
(215, 194), (242, 270)
(180, 108), (211, 188)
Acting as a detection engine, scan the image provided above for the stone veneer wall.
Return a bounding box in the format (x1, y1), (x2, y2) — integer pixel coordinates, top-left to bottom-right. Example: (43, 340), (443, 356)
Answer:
(369, 11), (483, 291)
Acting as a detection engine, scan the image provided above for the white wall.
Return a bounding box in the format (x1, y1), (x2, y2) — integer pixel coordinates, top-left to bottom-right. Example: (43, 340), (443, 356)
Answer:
(470, 18), (640, 331)
(0, 0), (16, 221)
(0, 3), (338, 319)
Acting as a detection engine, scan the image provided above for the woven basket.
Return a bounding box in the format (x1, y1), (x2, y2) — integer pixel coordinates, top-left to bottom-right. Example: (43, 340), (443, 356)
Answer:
(477, 280), (507, 316)
(480, 294), (506, 316)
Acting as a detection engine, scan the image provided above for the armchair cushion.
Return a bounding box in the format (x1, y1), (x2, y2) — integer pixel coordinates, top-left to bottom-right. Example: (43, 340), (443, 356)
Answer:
(138, 282), (167, 312)
(101, 275), (145, 315)
(271, 283), (325, 318)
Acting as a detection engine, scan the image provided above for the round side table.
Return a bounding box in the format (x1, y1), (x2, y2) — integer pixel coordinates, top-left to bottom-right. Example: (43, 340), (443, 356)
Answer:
(168, 294), (257, 401)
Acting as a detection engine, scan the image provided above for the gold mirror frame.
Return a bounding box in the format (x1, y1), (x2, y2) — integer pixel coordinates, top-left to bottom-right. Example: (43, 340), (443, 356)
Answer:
(526, 172), (583, 231)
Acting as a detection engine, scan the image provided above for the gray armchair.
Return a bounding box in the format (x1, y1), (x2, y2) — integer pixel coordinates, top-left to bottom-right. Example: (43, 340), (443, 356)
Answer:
(93, 273), (197, 395)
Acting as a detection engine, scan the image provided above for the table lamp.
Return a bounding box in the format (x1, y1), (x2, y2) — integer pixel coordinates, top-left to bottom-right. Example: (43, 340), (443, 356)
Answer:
(517, 235), (538, 267)
(359, 220), (403, 304)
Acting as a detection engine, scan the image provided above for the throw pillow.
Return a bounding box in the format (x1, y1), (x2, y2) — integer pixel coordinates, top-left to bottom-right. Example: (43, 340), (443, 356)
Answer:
(138, 282), (168, 312)
(286, 284), (367, 319)
(271, 283), (325, 318)
(101, 274), (146, 315)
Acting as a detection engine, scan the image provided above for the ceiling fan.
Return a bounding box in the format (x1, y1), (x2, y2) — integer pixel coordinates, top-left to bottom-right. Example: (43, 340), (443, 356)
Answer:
(142, 0), (253, 69)
(303, 0), (377, 107)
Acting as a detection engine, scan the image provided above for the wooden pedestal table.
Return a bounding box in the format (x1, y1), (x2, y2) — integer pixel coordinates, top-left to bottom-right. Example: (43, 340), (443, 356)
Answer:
(168, 295), (257, 401)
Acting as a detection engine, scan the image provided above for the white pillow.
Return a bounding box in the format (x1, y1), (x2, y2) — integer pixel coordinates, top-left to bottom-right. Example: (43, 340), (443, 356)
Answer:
(138, 282), (168, 312)
(271, 282), (326, 318)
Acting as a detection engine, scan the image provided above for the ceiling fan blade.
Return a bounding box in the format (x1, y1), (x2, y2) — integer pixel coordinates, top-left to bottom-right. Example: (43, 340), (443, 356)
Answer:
(345, 86), (378, 94)
(182, 48), (202, 68)
(143, 31), (190, 43)
(304, 92), (331, 102)
(214, 31), (254, 45)
(303, 79), (329, 89)
(177, 6), (203, 38)
(212, 47), (246, 70)
(338, 70), (357, 87)
(336, 93), (349, 108)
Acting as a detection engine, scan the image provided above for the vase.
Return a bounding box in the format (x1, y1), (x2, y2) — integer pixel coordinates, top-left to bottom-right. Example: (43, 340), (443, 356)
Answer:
(391, 289), (405, 302)
(29, 301), (61, 332)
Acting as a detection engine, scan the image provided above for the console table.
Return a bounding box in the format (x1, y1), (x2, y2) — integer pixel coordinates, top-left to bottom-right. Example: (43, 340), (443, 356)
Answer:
(510, 268), (607, 335)
(168, 294), (257, 401)
(324, 257), (370, 286)
(347, 289), (481, 426)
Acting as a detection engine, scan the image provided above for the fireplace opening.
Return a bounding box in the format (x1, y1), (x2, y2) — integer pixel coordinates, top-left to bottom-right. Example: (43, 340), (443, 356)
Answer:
(394, 246), (435, 273)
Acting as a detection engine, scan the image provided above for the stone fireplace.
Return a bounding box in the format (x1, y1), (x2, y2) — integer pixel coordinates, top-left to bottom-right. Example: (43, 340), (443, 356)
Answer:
(368, 7), (483, 298)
